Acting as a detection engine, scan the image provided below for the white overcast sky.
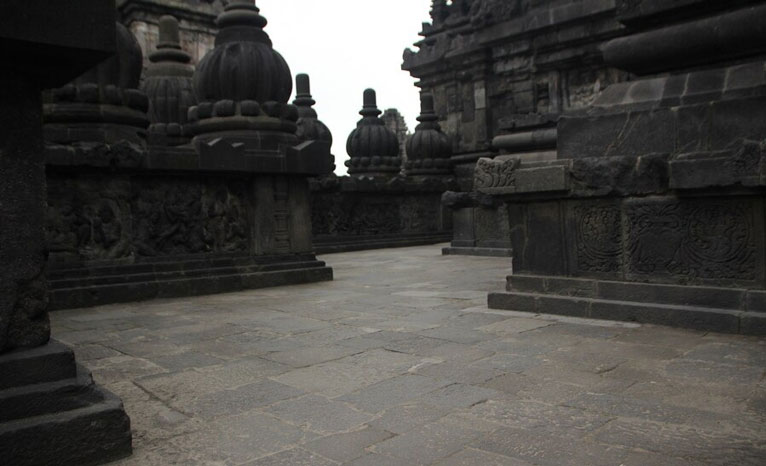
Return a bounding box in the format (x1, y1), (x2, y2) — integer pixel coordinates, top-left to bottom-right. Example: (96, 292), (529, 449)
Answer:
(257, 0), (433, 173)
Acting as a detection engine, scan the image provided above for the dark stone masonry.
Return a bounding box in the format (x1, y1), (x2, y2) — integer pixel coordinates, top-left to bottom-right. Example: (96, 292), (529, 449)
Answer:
(1, 0), (765, 463)
(0, 2), (132, 465)
(44, 0), (334, 311)
(478, 0), (766, 334)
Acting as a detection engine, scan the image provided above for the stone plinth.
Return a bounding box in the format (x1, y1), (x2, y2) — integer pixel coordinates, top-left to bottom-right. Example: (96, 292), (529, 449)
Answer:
(487, 0), (766, 335)
(45, 0), (334, 310)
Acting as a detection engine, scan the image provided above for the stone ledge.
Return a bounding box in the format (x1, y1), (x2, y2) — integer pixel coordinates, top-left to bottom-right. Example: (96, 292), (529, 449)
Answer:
(316, 234), (452, 255)
(442, 247), (514, 258)
(50, 265), (333, 311)
(506, 274), (766, 311)
(488, 291), (759, 334)
(489, 281), (766, 335)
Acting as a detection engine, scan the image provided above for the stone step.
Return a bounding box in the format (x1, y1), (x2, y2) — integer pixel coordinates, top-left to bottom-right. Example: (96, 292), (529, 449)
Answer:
(488, 291), (766, 335)
(49, 253), (322, 280)
(442, 246), (514, 257)
(0, 340), (132, 465)
(0, 364), (97, 423)
(507, 274), (766, 312)
(49, 259), (327, 289)
(314, 233), (452, 255)
(0, 341), (76, 390)
(50, 265), (334, 310)
(0, 383), (131, 466)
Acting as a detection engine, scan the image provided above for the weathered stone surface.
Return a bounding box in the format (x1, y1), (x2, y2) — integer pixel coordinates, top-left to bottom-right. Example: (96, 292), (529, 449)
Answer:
(47, 245), (766, 466)
(304, 427), (393, 463)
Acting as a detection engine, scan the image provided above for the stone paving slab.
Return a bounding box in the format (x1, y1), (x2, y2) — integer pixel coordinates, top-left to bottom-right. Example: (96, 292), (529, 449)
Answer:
(49, 244), (766, 465)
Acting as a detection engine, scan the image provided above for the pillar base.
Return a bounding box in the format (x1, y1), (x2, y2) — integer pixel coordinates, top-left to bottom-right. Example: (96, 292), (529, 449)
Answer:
(0, 341), (132, 466)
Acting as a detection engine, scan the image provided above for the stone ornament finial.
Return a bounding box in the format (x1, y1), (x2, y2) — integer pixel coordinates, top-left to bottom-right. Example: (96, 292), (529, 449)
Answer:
(45, 22), (149, 146)
(293, 73), (333, 145)
(193, 0), (291, 104)
(189, 0), (300, 152)
(142, 15), (197, 146)
(405, 92), (452, 175)
(345, 89), (401, 175)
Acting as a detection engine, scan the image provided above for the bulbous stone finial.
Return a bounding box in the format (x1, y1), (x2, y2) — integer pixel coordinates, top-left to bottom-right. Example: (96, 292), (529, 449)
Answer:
(194, 0), (291, 104)
(142, 15), (196, 146)
(189, 0), (300, 153)
(345, 89), (401, 175)
(293, 73), (332, 145)
(45, 22), (149, 146)
(405, 92), (452, 175)
(74, 22), (144, 90)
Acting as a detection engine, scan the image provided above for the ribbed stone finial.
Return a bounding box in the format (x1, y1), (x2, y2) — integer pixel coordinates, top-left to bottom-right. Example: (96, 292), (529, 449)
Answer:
(45, 23), (149, 146)
(405, 92), (452, 175)
(194, 0), (292, 105)
(293, 73), (332, 145)
(190, 0), (301, 153)
(345, 88), (401, 175)
(142, 15), (196, 146)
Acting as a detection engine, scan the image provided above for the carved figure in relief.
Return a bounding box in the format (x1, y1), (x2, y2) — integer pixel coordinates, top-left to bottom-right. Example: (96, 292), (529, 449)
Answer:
(80, 200), (131, 260)
(203, 183), (248, 252)
(474, 157), (520, 190)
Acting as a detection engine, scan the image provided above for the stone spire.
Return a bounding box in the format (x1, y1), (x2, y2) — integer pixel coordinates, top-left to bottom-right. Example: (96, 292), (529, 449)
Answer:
(293, 73), (333, 145)
(44, 22), (149, 147)
(141, 15), (197, 146)
(345, 89), (402, 176)
(405, 92), (452, 175)
(188, 0), (299, 152)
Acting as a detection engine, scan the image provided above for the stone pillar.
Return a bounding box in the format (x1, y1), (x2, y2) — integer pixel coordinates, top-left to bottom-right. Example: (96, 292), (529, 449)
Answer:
(0, 70), (49, 353)
(0, 2), (133, 464)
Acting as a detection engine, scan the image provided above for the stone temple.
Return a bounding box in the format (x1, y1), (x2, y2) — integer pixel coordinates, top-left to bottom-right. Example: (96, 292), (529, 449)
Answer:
(0, 1), (764, 465)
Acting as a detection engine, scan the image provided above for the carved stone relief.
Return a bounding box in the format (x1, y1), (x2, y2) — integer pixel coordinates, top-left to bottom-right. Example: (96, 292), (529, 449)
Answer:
(626, 200), (757, 282)
(474, 157), (520, 191)
(574, 204), (623, 273)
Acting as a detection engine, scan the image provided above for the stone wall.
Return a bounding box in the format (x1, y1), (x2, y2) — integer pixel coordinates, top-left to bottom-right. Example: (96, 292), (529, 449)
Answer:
(310, 175), (454, 253)
(403, 0), (630, 188)
(485, 0), (766, 334)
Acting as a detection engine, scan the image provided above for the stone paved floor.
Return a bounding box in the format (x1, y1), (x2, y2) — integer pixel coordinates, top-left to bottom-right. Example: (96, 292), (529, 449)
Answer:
(50, 245), (766, 465)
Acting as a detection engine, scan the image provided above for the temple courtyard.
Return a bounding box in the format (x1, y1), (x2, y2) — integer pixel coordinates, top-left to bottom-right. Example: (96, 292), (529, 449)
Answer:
(50, 245), (766, 466)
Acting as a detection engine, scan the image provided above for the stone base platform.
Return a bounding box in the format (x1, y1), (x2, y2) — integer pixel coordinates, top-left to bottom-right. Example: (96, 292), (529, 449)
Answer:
(489, 274), (766, 335)
(0, 341), (132, 466)
(314, 233), (452, 255)
(442, 246), (513, 257)
(49, 254), (333, 310)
